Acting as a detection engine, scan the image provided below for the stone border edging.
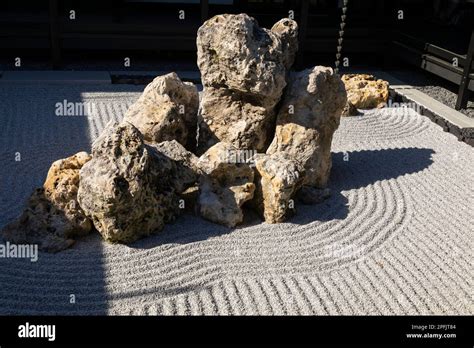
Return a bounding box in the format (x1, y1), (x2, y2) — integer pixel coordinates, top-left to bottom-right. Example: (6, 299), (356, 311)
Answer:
(369, 70), (474, 147)
(389, 86), (474, 147)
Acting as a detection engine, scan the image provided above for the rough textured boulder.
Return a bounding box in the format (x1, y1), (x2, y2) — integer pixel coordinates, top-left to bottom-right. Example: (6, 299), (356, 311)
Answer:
(43, 151), (93, 235)
(77, 122), (180, 243)
(198, 87), (273, 152)
(196, 14), (298, 154)
(342, 74), (389, 109)
(2, 152), (92, 252)
(197, 142), (255, 227)
(267, 66), (347, 189)
(124, 72), (199, 150)
(251, 152), (304, 223)
(152, 140), (201, 193)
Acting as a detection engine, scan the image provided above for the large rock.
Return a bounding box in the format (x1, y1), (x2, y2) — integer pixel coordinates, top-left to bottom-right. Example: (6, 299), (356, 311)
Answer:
(198, 87), (273, 152)
(77, 122), (180, 243)
(251, 152), (304, 223)
(197, 142), (255, 227)
(2, 152), (92, 252)
(196, 14), (298, 154)
(342, 74), (389, 109)
(267, 66), (347, 189)
(124, 72), (199, 150)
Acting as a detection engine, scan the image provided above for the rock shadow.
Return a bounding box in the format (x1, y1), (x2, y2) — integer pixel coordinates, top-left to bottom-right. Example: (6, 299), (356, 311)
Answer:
(132, 147), (435, 247)
(290, 147), (435, 225)
(0, 84), (143, 315)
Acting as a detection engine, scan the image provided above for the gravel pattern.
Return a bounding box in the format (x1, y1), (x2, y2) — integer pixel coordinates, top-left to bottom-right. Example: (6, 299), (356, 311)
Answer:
(0, 85), (472, 315)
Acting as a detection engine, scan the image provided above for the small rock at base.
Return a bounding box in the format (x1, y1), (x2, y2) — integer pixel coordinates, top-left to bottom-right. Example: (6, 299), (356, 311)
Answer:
(197, 142), (255, 228)
(251, 152), (304, 223)
(2, 151), (93, 253)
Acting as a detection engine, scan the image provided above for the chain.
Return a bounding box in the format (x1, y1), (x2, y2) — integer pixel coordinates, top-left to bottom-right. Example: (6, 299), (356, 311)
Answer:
(334, 0), (348, 75)
(196, 100), (201, 151)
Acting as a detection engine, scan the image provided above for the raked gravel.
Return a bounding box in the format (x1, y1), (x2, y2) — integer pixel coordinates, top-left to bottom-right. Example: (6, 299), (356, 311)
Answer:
(0, 84), (472, 315)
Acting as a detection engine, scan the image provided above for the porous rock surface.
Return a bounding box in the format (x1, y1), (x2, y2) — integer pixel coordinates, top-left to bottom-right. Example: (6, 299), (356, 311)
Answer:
(77, 122), (180, 243)
(1, 14), (349, 250)
(43, 151), (93, 235)
(1, 152), (92, 252)
(152, 140), (201, 193)
(342, 74), (389, 109)
(196, 14), (298, 153)
(251, 152), (304, 223)
(197, 142), (255, 227)
(267, 66), (347, 189)
(124, 72), (199, 150)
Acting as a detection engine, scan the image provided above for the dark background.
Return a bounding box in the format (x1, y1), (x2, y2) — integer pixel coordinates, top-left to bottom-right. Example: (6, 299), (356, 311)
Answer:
(0, 0), (472, 70)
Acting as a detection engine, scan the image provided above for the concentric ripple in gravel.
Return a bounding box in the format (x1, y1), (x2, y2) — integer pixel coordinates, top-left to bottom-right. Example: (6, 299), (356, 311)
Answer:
(0, 85), (472, 315)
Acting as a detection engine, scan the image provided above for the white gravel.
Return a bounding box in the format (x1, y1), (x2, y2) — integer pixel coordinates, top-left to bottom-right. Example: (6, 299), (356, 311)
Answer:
(0, 84), (472, 315)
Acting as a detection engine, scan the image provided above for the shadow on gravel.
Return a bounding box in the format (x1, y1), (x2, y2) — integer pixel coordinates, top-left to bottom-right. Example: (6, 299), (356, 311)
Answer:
(0, 85), (109, 315)
(331, 147), (435, 191)
(291, 147), (434, 225)
(133, 147), (435, 247)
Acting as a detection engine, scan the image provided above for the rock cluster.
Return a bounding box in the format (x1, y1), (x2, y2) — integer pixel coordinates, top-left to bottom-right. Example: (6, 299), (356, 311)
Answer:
(2, 14), (350, 252)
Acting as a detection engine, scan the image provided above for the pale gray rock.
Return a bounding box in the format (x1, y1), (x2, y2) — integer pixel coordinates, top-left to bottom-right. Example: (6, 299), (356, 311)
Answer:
(196, 14), (298, 154)
(197, 142), (255, 227)
(77, 122), (180, 243)
(124, 72), (199, 150)
(197, 87), (272, 152)
(267, 66), (347, 189)
(251, 152), (304, 223)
